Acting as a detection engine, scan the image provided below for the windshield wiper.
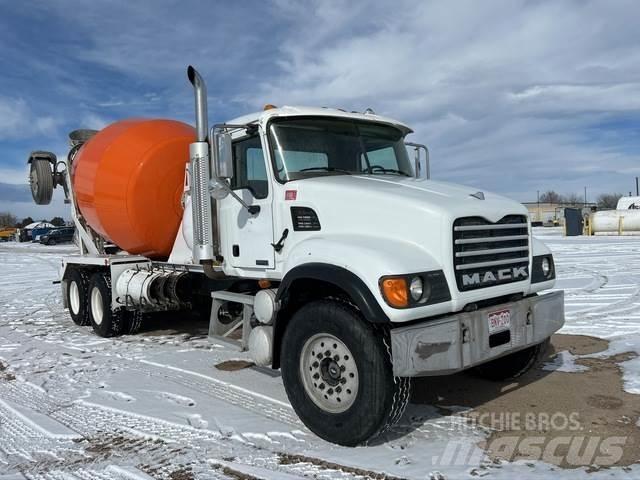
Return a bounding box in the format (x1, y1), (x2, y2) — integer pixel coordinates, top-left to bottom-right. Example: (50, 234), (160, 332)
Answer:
(299, 166), (352, 174)
(367, 166), (411, 176)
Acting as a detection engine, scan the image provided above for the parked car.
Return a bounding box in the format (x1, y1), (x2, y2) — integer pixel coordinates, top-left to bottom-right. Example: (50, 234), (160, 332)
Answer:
(0, 227), (17, 242)
(30, 226), (53, 242)
(40, 227), (75, 245)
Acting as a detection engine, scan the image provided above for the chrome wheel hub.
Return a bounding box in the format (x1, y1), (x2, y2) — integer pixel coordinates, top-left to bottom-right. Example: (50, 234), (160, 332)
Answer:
(300, 334), (359, 413)
(90, 287), (104, 325)
(69, 281), (80, 315)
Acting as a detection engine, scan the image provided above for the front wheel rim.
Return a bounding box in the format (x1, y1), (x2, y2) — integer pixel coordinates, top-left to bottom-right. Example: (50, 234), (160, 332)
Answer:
(300, 333), (359, 414)
(90, 287), (104, 325)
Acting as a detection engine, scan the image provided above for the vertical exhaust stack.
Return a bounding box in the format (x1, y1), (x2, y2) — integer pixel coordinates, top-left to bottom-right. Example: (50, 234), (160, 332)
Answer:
(187, 66), (215, 264)
(188, 66), (209, 142)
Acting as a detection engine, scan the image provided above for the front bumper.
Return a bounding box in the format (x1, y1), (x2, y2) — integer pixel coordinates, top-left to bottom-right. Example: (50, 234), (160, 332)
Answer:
(390, 291), (564, 377)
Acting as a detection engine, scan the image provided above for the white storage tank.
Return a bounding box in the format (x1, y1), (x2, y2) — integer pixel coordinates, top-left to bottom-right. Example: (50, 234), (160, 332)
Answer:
(591, 208), (640, 235)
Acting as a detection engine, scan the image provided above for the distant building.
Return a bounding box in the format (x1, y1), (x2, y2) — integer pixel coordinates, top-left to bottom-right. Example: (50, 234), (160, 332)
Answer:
(523, 202), (596, 226)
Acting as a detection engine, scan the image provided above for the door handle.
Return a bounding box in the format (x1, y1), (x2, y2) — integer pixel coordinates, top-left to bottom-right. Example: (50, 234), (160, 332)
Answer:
(271, 228), (289, 253)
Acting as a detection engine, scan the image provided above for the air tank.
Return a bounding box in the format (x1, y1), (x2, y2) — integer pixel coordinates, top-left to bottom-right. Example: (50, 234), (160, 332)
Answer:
(72, 119), (195, 259)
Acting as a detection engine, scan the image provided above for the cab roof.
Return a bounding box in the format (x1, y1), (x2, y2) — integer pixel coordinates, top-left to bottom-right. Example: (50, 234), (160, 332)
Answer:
(226, 106), (413, 135)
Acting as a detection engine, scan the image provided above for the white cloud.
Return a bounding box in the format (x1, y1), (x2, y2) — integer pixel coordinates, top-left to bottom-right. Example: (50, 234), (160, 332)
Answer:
(0, 97), (59, 140)
(81, 113), (110, 131)
(0, 198), (68, 221)
(0, 167), (30, 185)
(245, 0), (640, 199)
(3, 0), (639, 202)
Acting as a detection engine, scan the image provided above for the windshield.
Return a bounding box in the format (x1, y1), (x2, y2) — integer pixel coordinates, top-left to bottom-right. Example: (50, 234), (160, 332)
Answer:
(268, 117), (412, 182)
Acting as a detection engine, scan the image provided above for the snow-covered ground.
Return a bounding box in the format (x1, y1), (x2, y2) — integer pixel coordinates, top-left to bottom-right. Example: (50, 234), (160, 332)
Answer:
(0, 231), (639, 479)
(537, 228), (640, 394)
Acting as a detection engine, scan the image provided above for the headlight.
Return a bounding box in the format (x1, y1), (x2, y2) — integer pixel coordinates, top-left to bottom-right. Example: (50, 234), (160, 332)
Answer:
(409, 277), (423, 301)
(380, 271), (450, 309)
(532, 255), (555, 283)
(541, 257), (551, 277)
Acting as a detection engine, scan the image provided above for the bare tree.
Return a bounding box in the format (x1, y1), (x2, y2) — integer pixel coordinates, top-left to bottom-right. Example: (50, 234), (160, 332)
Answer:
(50, 216), (66, 227)
(19, 217), (34, 228)
(539, 190), (564, 204)
(0, 212), (17, 228)
(597, 193), (624, 210)
(563, 193), (583, 206)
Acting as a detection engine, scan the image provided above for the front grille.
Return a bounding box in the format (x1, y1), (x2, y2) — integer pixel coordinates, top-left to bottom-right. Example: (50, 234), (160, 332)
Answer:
(453, 215), (529, 291)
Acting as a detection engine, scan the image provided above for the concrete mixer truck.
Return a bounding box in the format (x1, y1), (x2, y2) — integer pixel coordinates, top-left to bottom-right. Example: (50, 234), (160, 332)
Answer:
(27, 66), (564, 446)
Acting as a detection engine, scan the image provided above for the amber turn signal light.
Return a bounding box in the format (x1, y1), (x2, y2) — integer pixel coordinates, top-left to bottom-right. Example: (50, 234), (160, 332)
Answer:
(380, 277), (409, 308)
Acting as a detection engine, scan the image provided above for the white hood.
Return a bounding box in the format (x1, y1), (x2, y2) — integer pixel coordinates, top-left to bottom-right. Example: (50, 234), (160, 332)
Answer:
(291, 175), (528, 224)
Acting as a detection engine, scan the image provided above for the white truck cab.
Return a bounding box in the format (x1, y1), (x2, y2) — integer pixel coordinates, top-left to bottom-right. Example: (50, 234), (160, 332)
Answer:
(27, 66), (564, 447)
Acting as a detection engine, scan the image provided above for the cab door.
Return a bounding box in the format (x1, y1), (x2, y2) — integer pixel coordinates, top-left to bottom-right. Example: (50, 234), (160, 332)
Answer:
(218, 133), (275, 270)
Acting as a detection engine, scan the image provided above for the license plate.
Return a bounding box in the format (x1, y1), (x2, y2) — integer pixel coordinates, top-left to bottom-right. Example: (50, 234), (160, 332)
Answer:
(488, 308), (511, 334)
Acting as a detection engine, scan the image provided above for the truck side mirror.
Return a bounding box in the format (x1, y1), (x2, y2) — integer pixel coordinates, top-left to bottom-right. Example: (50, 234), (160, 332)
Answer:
(405, 142), (430, 180)
(214, 132), (233, 179)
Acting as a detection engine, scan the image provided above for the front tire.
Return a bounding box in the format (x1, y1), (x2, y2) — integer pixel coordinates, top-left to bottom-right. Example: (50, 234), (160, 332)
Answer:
(473, 338), (550, 381)
(88, 273), (127, 337)
(280, 300), (410, 446)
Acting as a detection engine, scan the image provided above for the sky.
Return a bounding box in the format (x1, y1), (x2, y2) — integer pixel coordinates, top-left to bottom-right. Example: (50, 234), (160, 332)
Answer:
(1, 0), (639, 220)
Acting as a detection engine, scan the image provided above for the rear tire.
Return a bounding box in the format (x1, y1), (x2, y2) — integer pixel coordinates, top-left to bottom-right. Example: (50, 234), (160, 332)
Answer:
(66, 269), (90, 326)
(473, 338), (550, 381)
(125, 310), (147, 335)
(48, 238), (56, 245)
(29, 159), (54, 205)
(88, 272), (127, 337)
(280, 299), (410, 446)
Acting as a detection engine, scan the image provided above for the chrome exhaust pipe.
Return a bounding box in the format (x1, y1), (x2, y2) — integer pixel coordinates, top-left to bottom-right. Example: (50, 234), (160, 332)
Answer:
(187, 65), (208, 142)
(187, 66), (215, 264)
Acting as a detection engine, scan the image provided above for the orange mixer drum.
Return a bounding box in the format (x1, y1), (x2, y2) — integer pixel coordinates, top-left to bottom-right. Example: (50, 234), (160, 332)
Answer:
(72, 119), (195, 259)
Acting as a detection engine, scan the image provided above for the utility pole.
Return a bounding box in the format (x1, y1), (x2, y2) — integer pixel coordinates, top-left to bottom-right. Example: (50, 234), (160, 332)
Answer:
(636, 176), (639, 196)
(584, 186), (587, 207)
(537, 190), (540, 222)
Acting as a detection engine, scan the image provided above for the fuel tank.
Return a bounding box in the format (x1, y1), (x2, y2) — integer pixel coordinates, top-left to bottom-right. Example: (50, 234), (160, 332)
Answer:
(72, 119), (195, 259)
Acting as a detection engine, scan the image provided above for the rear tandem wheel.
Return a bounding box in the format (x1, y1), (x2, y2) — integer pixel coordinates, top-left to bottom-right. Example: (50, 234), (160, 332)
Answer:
(87, 272), (128, 338)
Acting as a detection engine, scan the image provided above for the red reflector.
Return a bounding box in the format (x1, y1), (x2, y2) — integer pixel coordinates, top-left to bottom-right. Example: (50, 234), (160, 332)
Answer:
(285, 190), (297, 200)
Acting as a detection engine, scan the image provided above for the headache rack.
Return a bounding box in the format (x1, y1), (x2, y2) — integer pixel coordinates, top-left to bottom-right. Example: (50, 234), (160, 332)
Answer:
(453, 215), (530, 291)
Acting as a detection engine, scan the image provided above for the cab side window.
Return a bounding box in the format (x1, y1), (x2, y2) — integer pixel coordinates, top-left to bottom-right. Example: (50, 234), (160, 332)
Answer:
(231, 135), (268, 199)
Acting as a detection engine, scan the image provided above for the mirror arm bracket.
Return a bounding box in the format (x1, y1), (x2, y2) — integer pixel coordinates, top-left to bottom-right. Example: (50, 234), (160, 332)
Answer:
(210, 179), (260, 216)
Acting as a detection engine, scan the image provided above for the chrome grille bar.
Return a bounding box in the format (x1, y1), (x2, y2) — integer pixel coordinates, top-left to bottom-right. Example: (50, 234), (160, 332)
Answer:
(455, 246), (529, 257)
(455, 256), (529, 270)
(455, 234), (529, 245)
(454, 223), (528, 232)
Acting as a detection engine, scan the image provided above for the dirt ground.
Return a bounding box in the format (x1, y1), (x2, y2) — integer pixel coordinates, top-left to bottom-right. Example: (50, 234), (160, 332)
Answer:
(412, 334), (640, 470)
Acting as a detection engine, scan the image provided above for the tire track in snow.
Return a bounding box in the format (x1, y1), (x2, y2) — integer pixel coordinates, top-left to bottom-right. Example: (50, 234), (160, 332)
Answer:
(1, 249), (398, 479)
(0, 381), (387, 480)
(134, 360), (303, 428)
(0, 248), (302, 432)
